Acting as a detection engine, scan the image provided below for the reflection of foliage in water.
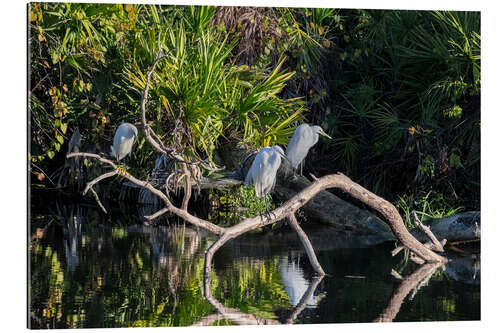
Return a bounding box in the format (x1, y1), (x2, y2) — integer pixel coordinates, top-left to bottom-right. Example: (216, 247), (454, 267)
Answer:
(30, 210), (291, 328)
(213, 257), (291, 319)
(30, 213), (214, 328)
(29, 204), (480, 327)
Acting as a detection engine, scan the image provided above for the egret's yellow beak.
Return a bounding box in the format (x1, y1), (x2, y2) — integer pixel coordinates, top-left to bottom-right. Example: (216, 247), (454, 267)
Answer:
(319, 130), (332, 139)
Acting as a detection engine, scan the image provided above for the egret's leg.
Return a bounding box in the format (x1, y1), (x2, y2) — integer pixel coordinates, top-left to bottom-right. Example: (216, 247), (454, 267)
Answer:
(259, 197), (266, 218)
(264, 195), (272, 220)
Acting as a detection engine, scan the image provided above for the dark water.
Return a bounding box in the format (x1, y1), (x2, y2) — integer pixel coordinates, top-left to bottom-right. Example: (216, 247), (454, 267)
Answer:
(29, 201), (480, 328)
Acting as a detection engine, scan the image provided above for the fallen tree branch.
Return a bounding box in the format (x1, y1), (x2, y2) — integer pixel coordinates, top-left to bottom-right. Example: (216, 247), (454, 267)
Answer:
(69, 148), (446, 265)
(215, 173), (446, 263)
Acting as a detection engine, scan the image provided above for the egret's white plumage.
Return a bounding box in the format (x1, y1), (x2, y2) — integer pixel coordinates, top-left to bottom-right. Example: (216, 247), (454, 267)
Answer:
(245, 145), (286, 198)
(285, 124), (331, 171)
(110, 123), (138, 161)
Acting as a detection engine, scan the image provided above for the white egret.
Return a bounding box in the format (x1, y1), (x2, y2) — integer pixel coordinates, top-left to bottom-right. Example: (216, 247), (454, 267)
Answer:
(245, 145), (287, 199)
(110, 123), (138, 161)
(285, 124), (331, 175)
(110, 123), (138, 176)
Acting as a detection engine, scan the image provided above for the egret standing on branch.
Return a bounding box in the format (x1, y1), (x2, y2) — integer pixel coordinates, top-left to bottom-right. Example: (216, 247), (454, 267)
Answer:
(286, 124), (331, 175)
(245, 145), (288, 216)
(110, 122), (138, 175)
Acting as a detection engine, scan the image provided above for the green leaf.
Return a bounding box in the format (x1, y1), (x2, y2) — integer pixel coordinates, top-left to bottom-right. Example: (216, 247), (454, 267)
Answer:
(450, 153), (463, 169)
(60, 123), (68, 134)
(54, 119), (61, 128)
(56, 134), (64, 144)
(51, 50), (59, 65)
(47, 151), (55, 159)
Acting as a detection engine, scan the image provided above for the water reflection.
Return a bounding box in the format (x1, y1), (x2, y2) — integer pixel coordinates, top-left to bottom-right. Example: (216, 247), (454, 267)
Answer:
(280, 253), (324, 308)
(198, 247), (324, 326)
(29, 202), (480, 328)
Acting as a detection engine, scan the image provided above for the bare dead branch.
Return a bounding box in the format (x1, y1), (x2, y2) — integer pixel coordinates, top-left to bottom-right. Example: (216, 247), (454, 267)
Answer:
(68, 147), (445, 264)
(67, 152), (118, 168)
(139, 32), (215, 172)
(181, 163), (191, 211)
(83, 171), (117, 196)
(413, 212), (445, 252)
(216, 173), (445, 263)
(409, 252), (425, 265)
(391, 245), (405, 257)
(67, 151), (226, 235)
(287, 214), (325, 275)
(390, 269), (403, 280)
(144, 207), (169, 221)
(89, 187), (107, 214)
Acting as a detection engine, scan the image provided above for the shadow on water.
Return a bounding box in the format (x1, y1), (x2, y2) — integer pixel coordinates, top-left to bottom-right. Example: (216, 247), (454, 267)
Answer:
(29, 201), (480, 328)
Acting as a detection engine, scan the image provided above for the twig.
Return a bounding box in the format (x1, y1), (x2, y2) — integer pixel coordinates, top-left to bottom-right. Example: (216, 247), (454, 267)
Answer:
(413, 212), (444, 252)
(89, 188), (107, 214)
(391, 245), (405, 257)
(144, 207), (169, 221)
(423, 239), (447, 252)
(181, 163), (192, 211)
(390, 269), (403, 280)
(30, 162), (56, 186)
(83, 170), (117, 196)
(409, 252), (425, 265)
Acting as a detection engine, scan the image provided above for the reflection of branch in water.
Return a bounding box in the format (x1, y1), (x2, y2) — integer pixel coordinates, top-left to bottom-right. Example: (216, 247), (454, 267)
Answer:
(374, 262), (443, 322)
(280, 253), (325, 308)
(285, 275), (324, 324)
(194, 239), (324, 326)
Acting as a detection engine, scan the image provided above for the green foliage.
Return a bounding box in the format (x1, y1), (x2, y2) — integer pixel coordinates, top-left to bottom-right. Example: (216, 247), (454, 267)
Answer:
(314, 9), (480, 211)
(396, 191), (464, 228)
(30, 3), (304, 181)
(29, 3), (480, 214)
(209, 186), (274, 226)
